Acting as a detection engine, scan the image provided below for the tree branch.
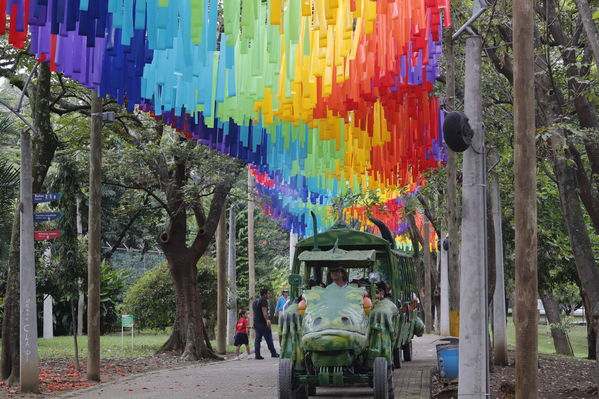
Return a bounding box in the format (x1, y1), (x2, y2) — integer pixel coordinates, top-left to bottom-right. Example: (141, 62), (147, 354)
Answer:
(103, 196), (149, 261)
(103, 180), (173, 218)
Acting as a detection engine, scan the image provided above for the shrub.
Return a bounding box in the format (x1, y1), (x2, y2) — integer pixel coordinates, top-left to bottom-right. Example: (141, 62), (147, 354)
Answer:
(100, 262), (130, 333)
(121, 258), (217, 332)
(121, 262), (175, 330)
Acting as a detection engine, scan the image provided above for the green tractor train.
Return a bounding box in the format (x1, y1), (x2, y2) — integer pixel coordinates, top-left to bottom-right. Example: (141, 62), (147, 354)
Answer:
(279, 216), (424, 398)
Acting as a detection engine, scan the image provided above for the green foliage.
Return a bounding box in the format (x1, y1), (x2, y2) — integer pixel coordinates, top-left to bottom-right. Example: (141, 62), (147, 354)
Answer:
(121, 258), (218, 332)
(99, 262), (130, 333)
(121, 262), (175, 330)
(0, 113), (18, 291)
(331, 190), (387, 220)
(548, 317), (575, 334)
(48, 156), (86, 301)
(0, 157), (18, 292)
(554, 283), (583, 315)
(230, 203), (290, 312)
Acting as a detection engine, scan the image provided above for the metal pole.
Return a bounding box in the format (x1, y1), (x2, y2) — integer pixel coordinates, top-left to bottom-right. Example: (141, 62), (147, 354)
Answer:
(216, 208), (227, 354)
(76, 164), (84, 338)
(458, 33), (489, 397)
(20, 128), (39, 393)
(440, 233), (450, 336)
(87, 90), (102, 381)
(423, 221), (433, 334)
(490, 150), (508, 365)
(444, 26), (461, 338)
(43, 248), (53, 340)
(227, 205), (238, 346)
(43, 295), (53, 340)
(247, 168), (256, 340)
(289, 229), (298, 269)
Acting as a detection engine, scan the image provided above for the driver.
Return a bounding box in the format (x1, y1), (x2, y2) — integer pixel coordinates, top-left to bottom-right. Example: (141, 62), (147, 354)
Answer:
(328, 266), (349, 288)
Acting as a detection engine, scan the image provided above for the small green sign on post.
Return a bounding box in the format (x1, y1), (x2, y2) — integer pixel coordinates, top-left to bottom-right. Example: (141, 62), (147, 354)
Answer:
(121, 315), (134, 349)
(121, 314), (134, 327)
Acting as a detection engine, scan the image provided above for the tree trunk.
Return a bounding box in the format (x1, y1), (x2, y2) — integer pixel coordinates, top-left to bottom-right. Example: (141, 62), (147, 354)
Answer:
(535, 72), (599, 384)
(541, 288), (573, 356)
(573, 0), (599, 70)
(158, 256), (218, 360)
(71, 300), (81, 370)
(582, 292), (597, 360)
(87, 90), (102, 382)
(1, 62), (58, 385)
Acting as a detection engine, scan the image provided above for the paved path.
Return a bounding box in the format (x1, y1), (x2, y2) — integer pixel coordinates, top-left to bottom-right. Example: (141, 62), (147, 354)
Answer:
(61, 335), (437, 399)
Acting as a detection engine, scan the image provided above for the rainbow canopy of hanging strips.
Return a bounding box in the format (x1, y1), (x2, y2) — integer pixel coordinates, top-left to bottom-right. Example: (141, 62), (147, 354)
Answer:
(1, 0), (449, 238)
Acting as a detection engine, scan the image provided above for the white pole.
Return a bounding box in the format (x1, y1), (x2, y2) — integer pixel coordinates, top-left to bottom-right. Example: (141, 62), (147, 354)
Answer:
(458, 30), (489, 397)
(43, 248), (53, 340)
(440, 234), (450, 336)
(289, 229), (298, 269)
(490, 150), (508, 365)
(248, 168), (256, 340)
(76, 184), (84, 337)
(20, 129), (39, 392)
(43, 295), (54, 339)
(227, 205), (238, 346)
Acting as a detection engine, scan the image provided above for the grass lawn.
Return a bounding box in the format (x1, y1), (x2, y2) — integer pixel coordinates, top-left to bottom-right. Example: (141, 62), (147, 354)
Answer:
(505, 316), (589, 358)
(37, 334), (171, 360)
(33, 334), (238, 360)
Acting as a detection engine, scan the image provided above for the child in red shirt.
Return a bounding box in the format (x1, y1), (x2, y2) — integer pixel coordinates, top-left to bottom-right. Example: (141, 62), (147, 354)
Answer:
(234, 310), (250, 360)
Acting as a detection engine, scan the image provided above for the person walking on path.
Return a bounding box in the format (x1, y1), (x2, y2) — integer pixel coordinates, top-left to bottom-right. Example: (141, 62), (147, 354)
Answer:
(234, 310), (251, 360)
(274, 289), (289, 316)
(252, 288), (279, 360)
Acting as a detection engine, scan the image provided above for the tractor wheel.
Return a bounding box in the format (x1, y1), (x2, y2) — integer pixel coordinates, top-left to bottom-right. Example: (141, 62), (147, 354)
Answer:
(403, 341), (413, 361)
(279, 359), (308, 399)
(392, 347), (402, 369)
(373, 357), (389, 399)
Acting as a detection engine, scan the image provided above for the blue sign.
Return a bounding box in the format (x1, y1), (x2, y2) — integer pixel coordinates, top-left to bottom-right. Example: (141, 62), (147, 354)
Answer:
(33, 212), (64, 222)
(33, 193), (62, 203)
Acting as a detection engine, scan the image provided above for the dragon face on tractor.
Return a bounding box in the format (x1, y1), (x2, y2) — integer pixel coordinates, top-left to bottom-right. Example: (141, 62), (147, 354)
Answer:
(278, 219), (423, 399)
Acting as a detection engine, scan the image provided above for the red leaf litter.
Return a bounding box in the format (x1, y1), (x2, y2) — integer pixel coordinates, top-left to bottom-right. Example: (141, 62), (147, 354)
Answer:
(0, 352), (196, 396)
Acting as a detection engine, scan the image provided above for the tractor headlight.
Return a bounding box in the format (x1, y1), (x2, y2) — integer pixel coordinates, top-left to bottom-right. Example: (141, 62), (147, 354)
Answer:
(368, 272), (382, 284)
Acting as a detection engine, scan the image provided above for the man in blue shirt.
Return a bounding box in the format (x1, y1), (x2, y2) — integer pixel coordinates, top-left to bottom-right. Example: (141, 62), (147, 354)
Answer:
(274, 289), (289, 316)
(328, 266), (349, 288)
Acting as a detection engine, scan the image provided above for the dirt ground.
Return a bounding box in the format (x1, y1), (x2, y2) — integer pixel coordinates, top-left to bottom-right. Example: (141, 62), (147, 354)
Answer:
(0, 352), (196, 397)
(432, 351), (598, 398)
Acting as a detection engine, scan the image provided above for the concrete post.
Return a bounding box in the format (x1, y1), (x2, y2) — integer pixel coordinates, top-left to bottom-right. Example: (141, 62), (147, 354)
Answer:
(216, 209), (227, 354)
(423, 221), (433, 334)
(458, 34), (489, 398)
(440, 234), (450, 336)
(289, 229), (298, 269)
(247, 168), (256, 339)
(490, 151), (508, 365)
(20, 129), (39, 392)
(76, 189), (84, 337)
(43, 295), (53, 339)
(227, 205), (238, 346)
